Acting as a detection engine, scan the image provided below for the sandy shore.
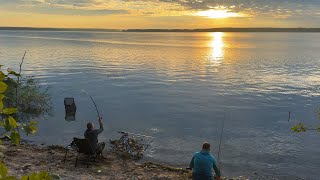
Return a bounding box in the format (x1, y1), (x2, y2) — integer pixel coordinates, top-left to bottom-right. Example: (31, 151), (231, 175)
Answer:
(2, 142), (248, 180)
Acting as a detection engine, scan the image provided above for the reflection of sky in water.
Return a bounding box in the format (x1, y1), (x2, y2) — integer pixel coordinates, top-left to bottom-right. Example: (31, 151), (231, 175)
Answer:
(1, 31), (320, 179)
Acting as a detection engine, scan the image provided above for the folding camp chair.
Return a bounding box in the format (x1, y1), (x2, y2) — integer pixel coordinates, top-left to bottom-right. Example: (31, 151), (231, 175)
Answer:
(64, 137), (99, 167)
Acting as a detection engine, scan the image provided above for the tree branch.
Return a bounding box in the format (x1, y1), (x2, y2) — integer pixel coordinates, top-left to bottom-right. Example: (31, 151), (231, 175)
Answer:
(15, 51), (26, 140)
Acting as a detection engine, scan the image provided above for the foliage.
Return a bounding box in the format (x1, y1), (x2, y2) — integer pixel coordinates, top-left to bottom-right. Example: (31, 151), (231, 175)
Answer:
(4, 76), (53, 121)
(20, 121), (38, 135)
(0, 66), (20, 145)
(292, 108), (320, 133)
(291, 122), (307, 132)
(0, 82), (7, 94)
(0, 62), (54, 143)
(21, 171), (50, 180)
(0, 162), (15, 179)
(0, 162), (51, 180)
(0, 62), (53, 179)
(0, 162), (8, 178)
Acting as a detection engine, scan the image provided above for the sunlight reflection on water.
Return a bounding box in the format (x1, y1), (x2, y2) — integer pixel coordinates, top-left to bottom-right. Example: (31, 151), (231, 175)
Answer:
(209, 32), (224, 63)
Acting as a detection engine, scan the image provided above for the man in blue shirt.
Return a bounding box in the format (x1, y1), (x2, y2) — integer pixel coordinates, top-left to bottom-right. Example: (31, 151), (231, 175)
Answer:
(189, 143), (221, 180)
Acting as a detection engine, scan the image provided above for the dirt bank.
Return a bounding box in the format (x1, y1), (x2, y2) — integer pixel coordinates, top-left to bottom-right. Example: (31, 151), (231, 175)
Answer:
(2, 142), (248, 180)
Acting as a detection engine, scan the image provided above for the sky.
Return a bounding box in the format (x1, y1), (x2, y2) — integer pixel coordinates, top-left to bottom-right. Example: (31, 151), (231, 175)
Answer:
(0, 0), (320, 29)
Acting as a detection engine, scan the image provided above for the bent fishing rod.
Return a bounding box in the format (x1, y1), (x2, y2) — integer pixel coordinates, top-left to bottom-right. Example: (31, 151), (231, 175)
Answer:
(80, 89), (101, 118)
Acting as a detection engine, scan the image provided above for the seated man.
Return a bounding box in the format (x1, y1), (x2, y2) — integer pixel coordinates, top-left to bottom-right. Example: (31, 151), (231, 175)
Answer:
(84, 117), (105, 155)
(189, 142), (221, 180)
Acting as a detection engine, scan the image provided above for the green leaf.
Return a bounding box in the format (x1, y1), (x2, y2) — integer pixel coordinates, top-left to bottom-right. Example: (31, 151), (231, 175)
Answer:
(0, 94), (4, 112)
(22, 171), (50, 180)
(3, 108), (18, 115)
(2, 176), (16, 180)
(10, 131), (20, 145)
(0, 162), (8, 178)
(291, 122), (308, 133)
(7, 69), (20, 77)
(21, 121), (38, 135)
(8, 116), (17, 129)
(3, 118), (11, 132)
(38, 172), (50, 179)
(0, 82), (8, 93)
(0, 71), (5, 81)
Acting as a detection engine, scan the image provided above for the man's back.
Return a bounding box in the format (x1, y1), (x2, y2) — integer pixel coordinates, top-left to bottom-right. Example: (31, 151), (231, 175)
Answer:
(84, 129), (100, 150)
(84, 122), (104, 151)
(191, 150), (216, 176)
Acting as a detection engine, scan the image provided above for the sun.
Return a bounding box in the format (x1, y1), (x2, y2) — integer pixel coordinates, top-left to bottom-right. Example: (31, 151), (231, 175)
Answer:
(196, 9), (241, 19)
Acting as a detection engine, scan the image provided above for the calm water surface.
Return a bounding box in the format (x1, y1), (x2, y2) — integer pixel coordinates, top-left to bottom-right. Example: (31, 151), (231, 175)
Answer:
(1, 31), (320, 179)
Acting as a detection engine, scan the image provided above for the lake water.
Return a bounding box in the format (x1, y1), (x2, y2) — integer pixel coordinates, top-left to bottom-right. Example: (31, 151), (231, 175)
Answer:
(1, 30), (320, 179)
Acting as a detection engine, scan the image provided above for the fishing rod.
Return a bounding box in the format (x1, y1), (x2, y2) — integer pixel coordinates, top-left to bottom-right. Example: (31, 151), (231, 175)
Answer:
(80, 89), (101, 118)
(217, 110), (226, 167)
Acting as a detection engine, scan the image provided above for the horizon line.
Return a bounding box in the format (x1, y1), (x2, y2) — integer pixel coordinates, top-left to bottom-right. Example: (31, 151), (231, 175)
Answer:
(1, 26), (320, 33)
(1, 26), (320, 30)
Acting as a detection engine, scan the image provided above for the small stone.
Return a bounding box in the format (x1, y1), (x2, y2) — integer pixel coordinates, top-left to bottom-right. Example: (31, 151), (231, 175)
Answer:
(22, 164), (32, 170)
(0, 145), (7, 151)
(50, 174), (61, 179)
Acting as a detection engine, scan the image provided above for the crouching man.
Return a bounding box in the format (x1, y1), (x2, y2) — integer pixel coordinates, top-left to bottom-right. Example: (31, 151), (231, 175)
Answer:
(189, 142), (221, 180)
(84, 117), (105, 155)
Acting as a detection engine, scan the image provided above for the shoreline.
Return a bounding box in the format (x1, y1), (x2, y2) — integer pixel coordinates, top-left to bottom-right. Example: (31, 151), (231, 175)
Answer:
(2, 142), (189, 179)
(1, 141), (250, 180)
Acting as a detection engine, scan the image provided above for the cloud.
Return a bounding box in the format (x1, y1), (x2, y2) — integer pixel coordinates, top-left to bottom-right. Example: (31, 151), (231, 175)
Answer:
(0, 0), (320, 18)
(32, 6), (129, 16)
(43, 0), (101, 7)
(156, 0), (320, 9)
(0, 0), (130, 15)
(127, 0), (320, 18)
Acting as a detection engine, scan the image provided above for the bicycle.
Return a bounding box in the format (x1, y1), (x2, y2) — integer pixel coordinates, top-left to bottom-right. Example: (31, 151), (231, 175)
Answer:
(107, 131), (155, 160)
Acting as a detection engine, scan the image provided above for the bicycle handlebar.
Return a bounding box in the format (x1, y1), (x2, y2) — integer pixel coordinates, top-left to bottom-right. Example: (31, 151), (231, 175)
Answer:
(118, 131), (128, 134)
(117, 131), (155, 138)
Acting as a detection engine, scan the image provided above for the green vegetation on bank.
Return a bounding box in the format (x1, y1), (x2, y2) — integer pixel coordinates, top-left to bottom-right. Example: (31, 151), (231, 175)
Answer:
(0, 65), (22, 145)
(0, 59), (54, 179)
